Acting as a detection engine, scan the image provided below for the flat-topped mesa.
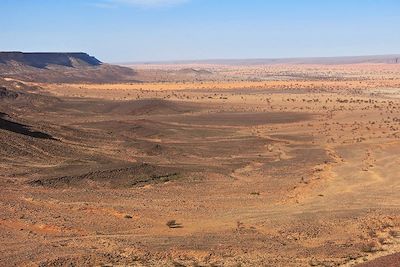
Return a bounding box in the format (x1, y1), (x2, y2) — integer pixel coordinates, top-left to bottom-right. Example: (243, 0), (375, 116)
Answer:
(0, 52), (135, 83)
(0, 52), (102, 68)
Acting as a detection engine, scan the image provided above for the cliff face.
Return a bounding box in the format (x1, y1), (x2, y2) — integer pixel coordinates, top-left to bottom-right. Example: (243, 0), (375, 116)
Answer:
(0, 52), (102, 68)
(0, 52), (136, 83)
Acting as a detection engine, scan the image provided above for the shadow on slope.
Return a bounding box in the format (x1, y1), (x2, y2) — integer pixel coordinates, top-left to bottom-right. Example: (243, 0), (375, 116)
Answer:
(0, 112), (56, 140)
(29, 163), (180, 189)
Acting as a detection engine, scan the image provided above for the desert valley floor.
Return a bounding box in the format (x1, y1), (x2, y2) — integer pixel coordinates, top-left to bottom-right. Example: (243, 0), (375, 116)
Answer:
(0, 63), (400, 266)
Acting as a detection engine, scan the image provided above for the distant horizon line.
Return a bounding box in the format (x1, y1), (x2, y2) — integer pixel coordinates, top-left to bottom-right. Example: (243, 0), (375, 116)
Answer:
(114, 54), (400, 65)
(116, 54), (400, 65)
(1, 51), (400, 65)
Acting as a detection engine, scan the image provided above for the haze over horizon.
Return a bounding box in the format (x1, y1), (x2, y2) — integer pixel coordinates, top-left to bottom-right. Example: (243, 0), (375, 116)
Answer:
(1, 0), (400, 63)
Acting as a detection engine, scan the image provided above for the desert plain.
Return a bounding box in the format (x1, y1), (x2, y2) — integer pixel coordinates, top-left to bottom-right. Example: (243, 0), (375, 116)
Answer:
(1, 61), (400, 266)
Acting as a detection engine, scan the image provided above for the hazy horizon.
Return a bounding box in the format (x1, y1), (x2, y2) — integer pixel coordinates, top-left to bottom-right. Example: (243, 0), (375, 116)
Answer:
(1, 0), (400, 62)
(2, 51), (400, 65)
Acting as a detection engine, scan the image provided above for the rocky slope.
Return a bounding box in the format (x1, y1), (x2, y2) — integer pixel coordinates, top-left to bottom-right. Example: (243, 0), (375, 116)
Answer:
(0, 52), (136, 83)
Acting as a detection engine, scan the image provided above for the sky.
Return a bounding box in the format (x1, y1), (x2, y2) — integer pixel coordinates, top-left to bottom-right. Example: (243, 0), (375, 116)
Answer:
(1, 0), (400, 63)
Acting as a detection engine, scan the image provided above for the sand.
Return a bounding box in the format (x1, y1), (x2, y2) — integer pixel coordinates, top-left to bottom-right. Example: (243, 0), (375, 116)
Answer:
(0, 63), (399, 266)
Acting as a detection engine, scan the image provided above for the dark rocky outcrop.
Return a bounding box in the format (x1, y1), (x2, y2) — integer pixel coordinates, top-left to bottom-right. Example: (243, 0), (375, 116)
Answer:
(0, 87), (19, 99)
(0, 52), (136, 83)
(0, 52), (101, 68)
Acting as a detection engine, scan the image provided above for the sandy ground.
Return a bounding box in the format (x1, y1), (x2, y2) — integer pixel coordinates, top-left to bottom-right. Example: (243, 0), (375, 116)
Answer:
(0, 64), (400, 266)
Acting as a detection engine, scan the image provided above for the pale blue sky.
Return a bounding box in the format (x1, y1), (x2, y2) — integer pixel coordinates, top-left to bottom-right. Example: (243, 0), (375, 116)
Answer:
(1, 0), (399, 62)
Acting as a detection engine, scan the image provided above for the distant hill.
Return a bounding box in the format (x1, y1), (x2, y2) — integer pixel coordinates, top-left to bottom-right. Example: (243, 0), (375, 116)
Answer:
(0, 52), (136, 83)
(0, 52), (102, 68)
(128, 54), (400, 66)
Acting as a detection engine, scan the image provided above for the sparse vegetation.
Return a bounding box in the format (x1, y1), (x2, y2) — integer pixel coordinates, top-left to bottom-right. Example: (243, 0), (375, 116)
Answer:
(1, 61), (400, 266)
